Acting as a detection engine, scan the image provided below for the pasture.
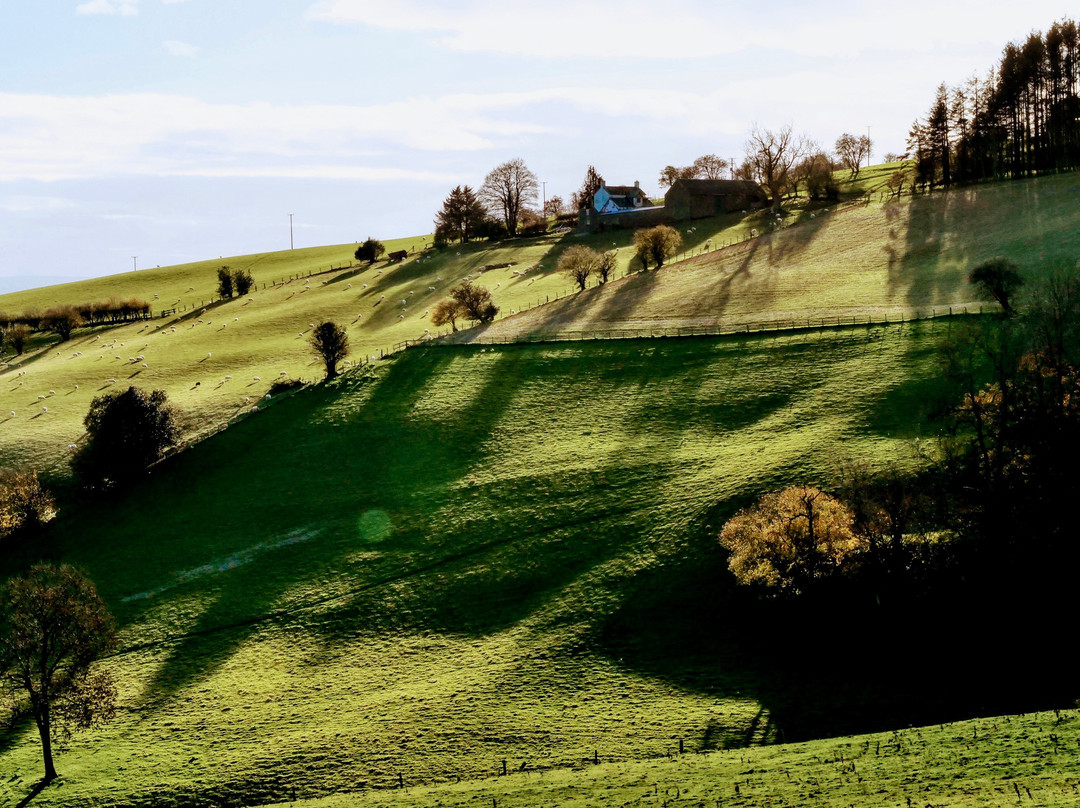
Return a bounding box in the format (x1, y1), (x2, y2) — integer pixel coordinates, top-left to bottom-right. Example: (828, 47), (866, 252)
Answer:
(4, 322), (1066, 807)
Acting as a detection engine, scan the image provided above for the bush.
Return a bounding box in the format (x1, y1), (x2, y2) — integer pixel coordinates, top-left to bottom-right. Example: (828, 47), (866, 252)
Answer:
(355, 238), (386, 264)
(41, 305), (83, 342)
(632, 225), (682, 270)
(449, 281), (498, 323)
(0, 469), (57, 542)
(268, 378), (305, 395)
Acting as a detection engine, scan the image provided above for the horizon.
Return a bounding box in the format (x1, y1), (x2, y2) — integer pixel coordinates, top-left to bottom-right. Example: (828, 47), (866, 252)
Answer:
(1, 1), (1073, 293)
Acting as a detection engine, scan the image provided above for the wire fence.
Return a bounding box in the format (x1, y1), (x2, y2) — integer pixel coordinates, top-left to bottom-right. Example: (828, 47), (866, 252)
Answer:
(385, 305), (987, 356)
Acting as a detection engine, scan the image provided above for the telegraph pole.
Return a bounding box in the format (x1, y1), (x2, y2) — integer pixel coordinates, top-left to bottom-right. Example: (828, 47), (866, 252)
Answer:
(132, 256), (137, 272)
(289, 214), (294, 250)
(542, 181), (547, 218)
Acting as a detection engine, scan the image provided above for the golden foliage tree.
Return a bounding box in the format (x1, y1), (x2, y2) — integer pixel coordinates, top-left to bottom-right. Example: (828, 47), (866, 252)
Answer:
(719, 486), (864, 595)
(0, 470), (57, 541)
(632, 225), (682, 270)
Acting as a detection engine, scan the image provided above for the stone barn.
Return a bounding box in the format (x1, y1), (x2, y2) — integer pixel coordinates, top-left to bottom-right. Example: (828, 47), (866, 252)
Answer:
(664, 179), (768, 220)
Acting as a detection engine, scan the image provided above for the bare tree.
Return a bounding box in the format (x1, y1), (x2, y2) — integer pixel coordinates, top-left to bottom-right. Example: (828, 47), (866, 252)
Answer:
(835, 133), (873, 178)
(744, 124), (810, 211)
(479, 158), (538, 236)
(658, 164), (699, 189)
(692, 154), (728, 180)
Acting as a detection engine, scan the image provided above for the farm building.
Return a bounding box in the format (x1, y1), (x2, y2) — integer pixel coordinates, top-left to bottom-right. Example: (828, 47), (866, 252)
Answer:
(593, 180), (652, 214)
(664, 179), (768, 220)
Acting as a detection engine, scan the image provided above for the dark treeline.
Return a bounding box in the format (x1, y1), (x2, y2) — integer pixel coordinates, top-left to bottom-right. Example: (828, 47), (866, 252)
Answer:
(908, 18), (1080, 188)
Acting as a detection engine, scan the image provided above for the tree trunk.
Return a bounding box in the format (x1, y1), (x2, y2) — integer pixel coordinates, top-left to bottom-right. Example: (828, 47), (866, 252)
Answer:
(35, 705), (57, 781)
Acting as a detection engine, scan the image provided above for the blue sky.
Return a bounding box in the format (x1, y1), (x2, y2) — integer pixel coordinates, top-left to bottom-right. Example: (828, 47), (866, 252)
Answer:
(0, 1), (1072, 292)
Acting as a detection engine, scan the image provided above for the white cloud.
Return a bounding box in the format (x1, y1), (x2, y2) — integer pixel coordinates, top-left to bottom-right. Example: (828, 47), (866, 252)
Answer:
(76, 0), (140, 16)
(0, 92), (554, 182)
(309, 0), (1074, 59)
(162, 40), (200, 58)
(0, 196), (76, 213)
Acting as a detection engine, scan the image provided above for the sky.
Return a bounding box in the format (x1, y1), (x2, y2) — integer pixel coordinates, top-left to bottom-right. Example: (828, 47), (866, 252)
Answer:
(0, 1), (1072, 292)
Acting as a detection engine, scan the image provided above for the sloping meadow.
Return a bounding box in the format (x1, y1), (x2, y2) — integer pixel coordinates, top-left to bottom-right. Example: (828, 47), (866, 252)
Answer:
(0, 321), (967, 806)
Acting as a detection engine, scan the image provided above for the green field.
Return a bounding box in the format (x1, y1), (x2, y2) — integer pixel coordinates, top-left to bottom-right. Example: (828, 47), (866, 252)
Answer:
(8, 169), (1077, 475)
(270, 710), (1080, 808)
(458, 171), (1080, 343)
(0, 323), (972, 807)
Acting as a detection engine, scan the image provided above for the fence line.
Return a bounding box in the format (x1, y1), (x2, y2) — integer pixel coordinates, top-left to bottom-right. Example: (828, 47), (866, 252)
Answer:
(386, 305), (984, 356)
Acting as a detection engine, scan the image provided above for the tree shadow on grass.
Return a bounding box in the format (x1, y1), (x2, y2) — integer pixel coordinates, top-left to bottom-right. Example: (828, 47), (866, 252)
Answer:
(599, 543), (1076, 745)
(124, 345), (535, 700)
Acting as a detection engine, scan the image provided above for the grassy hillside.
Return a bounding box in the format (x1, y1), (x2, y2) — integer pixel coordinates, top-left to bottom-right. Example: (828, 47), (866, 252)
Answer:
(4, 322), (1069, 808)
(451, 171), (1080, 343)
(4, 171), (1077, 474)
(272, 709), (1080, 808)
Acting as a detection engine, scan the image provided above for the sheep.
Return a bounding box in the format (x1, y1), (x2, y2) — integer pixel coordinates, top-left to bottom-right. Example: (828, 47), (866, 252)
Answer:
(398, 314), (405, 319)
(401, 299), (407, 305)
(67, 444), (77, 451)
(234, 317), (239, 322)
(10, 412), (15, 418)
(265, 394), (271, 399)
(141, 363), (148, 368)
(74, 384), (78, 390)
(225, 375), (232, 380)
(253, 376), (261, 381)
(48, 390), (55, 395)
(279, 371), (287, 376)
(428, 286), (435, 292)
(248, 297), (254, 302)
(188, 286), (194, 291)
(41, 407), (47, 413)
(37, 395), (45, 400)
(750, 228), (758, 237)
(362, 283), (368, 288)
(115, 355), (122, 360)
(207, 352), (212, 358)
(107, 378), (116, 384)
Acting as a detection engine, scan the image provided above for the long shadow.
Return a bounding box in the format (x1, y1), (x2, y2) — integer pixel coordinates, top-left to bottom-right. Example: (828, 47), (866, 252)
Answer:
(130, 344), (534, 699)
(13, 778), (49, 808)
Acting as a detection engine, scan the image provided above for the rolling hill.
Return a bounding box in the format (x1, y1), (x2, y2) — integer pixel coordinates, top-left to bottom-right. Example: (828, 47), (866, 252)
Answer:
(2, 169), (1079, 807)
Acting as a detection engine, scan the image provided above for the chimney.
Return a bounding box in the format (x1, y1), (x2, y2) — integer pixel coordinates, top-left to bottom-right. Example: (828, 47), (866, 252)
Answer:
(634, 180), (640, 188)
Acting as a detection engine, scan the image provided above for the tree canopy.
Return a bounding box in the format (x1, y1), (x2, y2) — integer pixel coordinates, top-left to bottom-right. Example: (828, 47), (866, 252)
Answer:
(0, 564), (117, 781)
(355, 238), (386, 264)
(632, 225), (682, 270)
(434, 186), (488, 244)
(719, 486), (863, 595)
(72, 386), (180, 488)
(311, 321), (349, 378)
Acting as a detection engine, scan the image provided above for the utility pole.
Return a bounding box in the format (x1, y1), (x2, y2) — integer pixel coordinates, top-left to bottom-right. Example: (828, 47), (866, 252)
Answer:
(542, 181), (547, 218)
(289, 214), (294, 250)
(132, 256), (137, 272)
(729, 157), (735, 180)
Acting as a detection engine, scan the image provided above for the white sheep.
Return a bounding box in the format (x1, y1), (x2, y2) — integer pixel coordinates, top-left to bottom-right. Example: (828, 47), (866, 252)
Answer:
(234, 317), (239, 322)
(37, 395), (45, 400)
(10, 411), (15, 418)
(253, 376), (261, 381)
(48, 390), (55, 395)
(141, 363), (148, 368)
(207, 352), (212, 358)
(42, 407), (47, 413)
(225, 375), (232, 380)
(363, 283), (368, 288)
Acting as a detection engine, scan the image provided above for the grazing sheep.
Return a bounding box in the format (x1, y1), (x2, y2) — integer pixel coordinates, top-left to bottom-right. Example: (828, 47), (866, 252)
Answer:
(107, 378), (116, 384)
(37, 395), (45, 400)
(74, 384), (78, 390)
(253, 376), (260, 381)
(48, 390), (55, 395)
(234, 317), (239, 322)
(207, 352), (212, 358)
(42, 407), (47, 413)
(10, 411), (15, 418)
(363, 283), (368, 288)
(279, 371), (287, 376)
(225, 375), (232, 380)
(141, 363), (147, 368)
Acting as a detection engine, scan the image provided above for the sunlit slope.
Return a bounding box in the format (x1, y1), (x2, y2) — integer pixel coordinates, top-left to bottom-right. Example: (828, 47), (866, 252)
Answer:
(0, 323), (1019, 808)
(0, 234), (612, 473)
(272, 710), (1080, 808)
(449, 172), (1080, 343)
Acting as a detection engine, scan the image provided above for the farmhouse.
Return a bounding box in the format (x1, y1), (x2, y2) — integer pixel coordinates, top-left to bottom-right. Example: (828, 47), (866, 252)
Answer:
(664, 179), (768, 220)
(593, 180), (651, 214)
